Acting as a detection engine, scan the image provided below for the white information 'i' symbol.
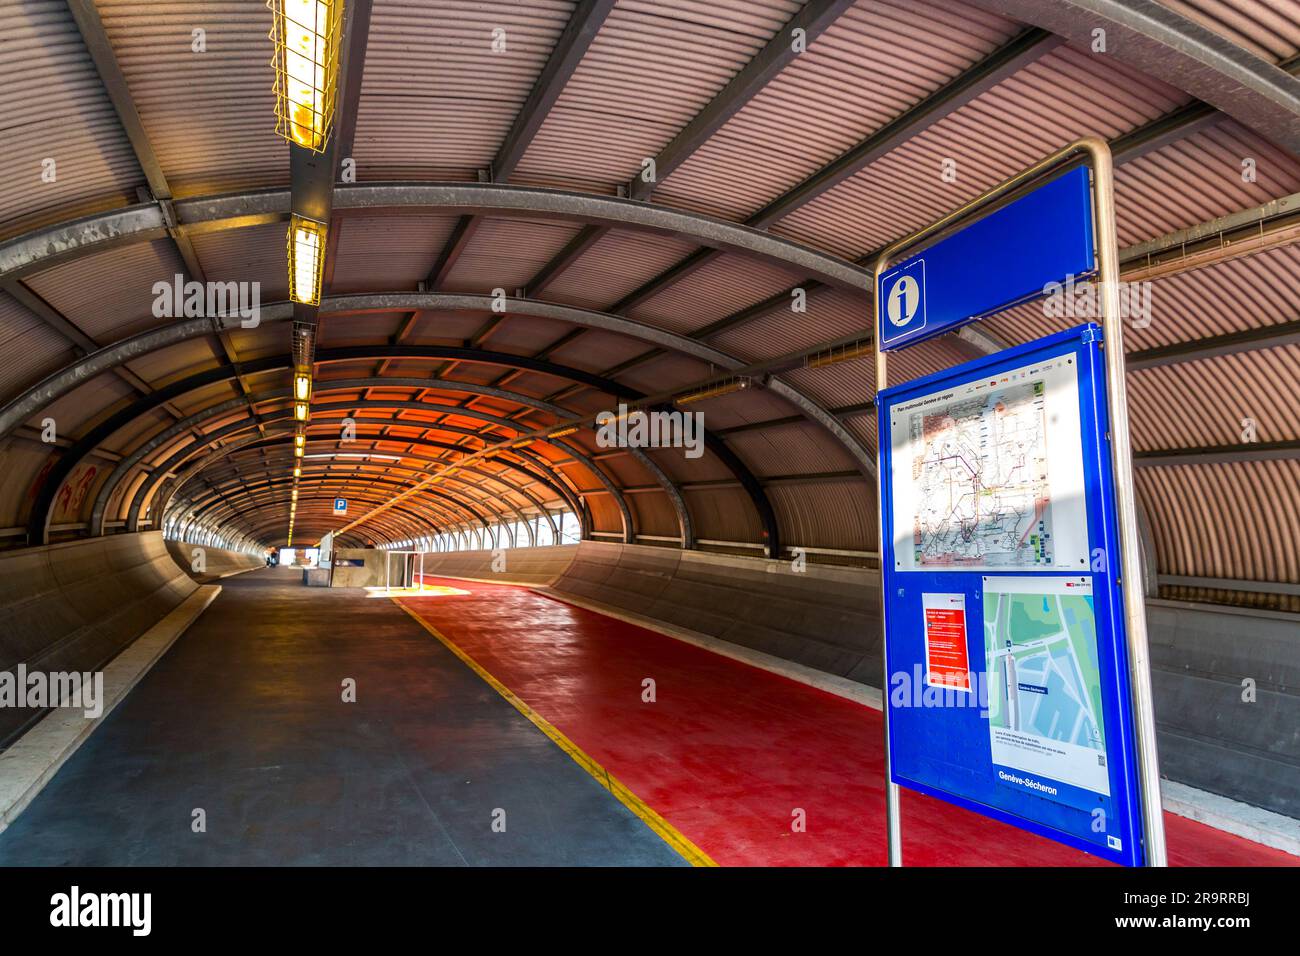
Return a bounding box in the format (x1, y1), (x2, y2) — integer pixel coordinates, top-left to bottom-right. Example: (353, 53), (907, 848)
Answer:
(887, 274), (921, 327)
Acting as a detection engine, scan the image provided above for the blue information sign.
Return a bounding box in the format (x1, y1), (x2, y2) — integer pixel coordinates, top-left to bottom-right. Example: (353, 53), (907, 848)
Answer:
(875, 158), (1154, 865)
(333, 497), (347, 516)
(877, 326), (1145, 865)
(877, 166), (1095, 351)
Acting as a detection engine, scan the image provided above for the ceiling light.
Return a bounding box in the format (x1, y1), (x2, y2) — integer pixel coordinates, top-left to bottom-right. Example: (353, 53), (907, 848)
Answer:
(287, 215), (326, 306)
(295, 401), (309, 421)
(269, 0), (345, 152)
(293, 371), (312, 401)
(294, 465), (302, 477)
(677, 378), (750, 405)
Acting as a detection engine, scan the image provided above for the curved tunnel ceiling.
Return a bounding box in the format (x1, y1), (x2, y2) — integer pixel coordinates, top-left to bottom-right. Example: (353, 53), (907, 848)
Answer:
(0, 0), (1298, 609)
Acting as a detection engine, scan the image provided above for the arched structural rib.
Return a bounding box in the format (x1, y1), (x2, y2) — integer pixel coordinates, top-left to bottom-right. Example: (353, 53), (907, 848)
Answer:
(966, 0), (1300, 153)
(0, 183), (870, 290)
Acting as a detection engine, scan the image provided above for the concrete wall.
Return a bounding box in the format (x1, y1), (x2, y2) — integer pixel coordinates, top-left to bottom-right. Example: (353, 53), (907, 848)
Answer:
(416, 541), (1300, 819)
(0, 532), (198, 748)
(1147, 600), (1300, 819)
(164, 540), (263, 582)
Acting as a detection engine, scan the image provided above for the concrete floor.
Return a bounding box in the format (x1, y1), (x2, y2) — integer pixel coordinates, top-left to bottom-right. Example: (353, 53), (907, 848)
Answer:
(0, 567), (684, 866)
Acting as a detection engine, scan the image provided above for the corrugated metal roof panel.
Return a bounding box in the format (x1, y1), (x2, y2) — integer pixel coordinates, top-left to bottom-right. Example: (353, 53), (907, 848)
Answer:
(1114, 118), (1300, 246)
(652, 0), (1022, 222)
(771, 43), (1188, 258)
(27, 240), (186, 343)
(354, 0), (575, 181)
(189, 222), (290, 302)
(512, 0), (800, 190)
(444, 218), (585, 292)
(0, 1), (140, 238)
(1128, 344), (1300, 451)
(540, 229), (701, 306)
(1155, 0), (1300, 62)
(628, 253), (807, 336)
(709, 287), (865, 361)
(96, 0), (289, 196)
(982, 244), (1300, 353)
(328, 215), (460, 293)
(1138, 459), (1300, 582)
(767, 476), (876, 550)
(0, 291), (78, 401)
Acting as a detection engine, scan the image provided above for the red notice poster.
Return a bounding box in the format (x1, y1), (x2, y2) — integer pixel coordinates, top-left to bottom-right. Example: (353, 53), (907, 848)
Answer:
(922, 592), (970, 691)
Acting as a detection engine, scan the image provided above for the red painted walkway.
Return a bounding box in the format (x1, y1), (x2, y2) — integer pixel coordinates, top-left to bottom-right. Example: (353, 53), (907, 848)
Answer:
(400, 578), (1295, 867)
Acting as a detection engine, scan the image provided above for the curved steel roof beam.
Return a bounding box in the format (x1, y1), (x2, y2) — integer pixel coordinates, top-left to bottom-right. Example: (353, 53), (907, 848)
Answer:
(95, 380), (580, 535)
(189, 477), (470, 545)
(0, 183), (869, 290)
(128, 398), (619, 542)
(187, 470), (501, 544)
(35, 348), (676, 545)
(0, 293), (872, 482)
(147, 424), (582, 541)
(190, 455), (542, 546)
(966, 0), (1300, 154)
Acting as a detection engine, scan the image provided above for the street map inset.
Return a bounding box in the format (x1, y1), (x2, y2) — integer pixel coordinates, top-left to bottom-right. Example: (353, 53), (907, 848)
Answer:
(983, 575), (1110, 798)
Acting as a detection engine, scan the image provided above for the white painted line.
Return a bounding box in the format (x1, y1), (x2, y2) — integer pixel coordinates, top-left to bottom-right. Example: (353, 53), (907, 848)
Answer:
(0, 584), (221, 833)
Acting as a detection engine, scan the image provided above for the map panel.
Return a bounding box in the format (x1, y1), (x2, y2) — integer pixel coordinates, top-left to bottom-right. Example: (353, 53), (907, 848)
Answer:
(889, 355), (1089, 572)
(983, 575), (1110, 799)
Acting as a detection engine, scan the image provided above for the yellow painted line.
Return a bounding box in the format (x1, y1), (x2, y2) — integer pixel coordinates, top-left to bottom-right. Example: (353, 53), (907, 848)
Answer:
(394, 598), (718, 867)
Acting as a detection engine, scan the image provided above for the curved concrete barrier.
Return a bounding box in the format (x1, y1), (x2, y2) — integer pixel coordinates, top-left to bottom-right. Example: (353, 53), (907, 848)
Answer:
(0, 532), (199, 748)
(164, 540), (264, 582)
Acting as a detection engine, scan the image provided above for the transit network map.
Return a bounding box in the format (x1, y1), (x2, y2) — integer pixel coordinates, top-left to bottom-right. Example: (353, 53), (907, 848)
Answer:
(888, 355), (1089, 572)
(909, 377), (1050, 567)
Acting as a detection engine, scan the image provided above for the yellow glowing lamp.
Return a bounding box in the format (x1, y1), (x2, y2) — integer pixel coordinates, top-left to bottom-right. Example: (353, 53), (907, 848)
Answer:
(295, 401), (309, 421)
(294, 465), (302, 477)
(269, 0), (345, 152)
(293, 371), (312, 401)
(294, 433), (306, 448)
(287, 216), (326, 306)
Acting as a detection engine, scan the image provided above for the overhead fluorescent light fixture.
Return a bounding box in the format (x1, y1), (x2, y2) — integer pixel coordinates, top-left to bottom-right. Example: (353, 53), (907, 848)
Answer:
(269, 0), (345, 152)
(677, 378), (750, 405)
(287, 215), (326, 306)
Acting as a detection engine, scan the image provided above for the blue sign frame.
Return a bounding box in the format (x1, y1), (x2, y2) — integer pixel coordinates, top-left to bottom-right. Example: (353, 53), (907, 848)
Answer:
(877, 166), (1095, 351)
(877, 324), (1145, 865)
